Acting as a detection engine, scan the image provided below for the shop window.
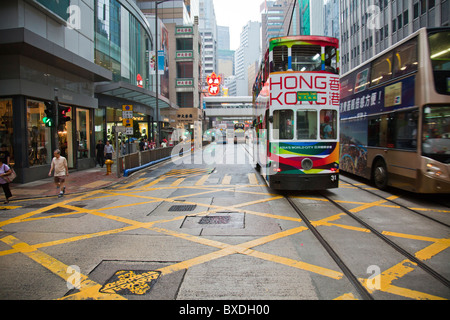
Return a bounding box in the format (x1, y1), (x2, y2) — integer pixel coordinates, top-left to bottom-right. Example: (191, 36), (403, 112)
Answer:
(0, 99), (14, 166)
(76, 108), (91, 159)
(26, 99), (52, 166)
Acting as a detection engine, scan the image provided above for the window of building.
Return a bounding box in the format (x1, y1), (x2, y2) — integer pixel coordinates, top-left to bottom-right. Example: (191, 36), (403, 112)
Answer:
(273, 109), (294, 140)
(26, 99), (52, 167)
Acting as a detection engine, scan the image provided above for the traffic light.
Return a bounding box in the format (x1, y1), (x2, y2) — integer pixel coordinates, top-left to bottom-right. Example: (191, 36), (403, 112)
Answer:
(59, 106), (71, 125)
(43, 101), (55, 127)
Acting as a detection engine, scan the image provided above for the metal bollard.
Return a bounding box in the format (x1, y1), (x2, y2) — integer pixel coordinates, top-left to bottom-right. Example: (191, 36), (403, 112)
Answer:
(105, 159), (113, 175)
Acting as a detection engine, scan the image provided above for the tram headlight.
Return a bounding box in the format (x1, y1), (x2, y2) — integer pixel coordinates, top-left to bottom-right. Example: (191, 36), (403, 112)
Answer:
(301, 158), (314, 171)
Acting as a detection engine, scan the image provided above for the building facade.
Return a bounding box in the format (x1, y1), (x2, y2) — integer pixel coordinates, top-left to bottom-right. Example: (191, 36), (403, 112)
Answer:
(0, 0), (176, 183)
(340, 0), (449, 74)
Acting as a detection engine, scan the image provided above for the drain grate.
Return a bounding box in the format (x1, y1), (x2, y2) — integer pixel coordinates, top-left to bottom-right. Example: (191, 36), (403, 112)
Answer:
(199, 216), (231, 224)
(168, 205), (197, 212)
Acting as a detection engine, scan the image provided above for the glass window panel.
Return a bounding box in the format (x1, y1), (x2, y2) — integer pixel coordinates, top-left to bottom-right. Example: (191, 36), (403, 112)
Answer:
(273, 109), (294, 140)
(26, 99), (52, 166)
(297, 110), (317, 140)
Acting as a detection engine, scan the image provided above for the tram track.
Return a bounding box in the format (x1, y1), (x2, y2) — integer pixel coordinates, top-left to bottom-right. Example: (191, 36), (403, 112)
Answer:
(339, 176), (450, 229)
(284, 189), (450, 299)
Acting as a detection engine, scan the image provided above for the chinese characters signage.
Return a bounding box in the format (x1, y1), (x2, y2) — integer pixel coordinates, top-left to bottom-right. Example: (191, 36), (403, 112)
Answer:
(176, 26), (193, 35)
(207, 72), (221, 96)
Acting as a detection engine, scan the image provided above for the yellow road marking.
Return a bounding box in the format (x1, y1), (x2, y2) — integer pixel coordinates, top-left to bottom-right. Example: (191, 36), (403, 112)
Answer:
(222, 175), (232, 185)
(195, 174), (210, 186)
(142, 176), (167, 188)
(0, 235), (126, 300)
(82, 180), (112, 189)
(170, 178), (185, 187)
(118, 178), (147, 190)
(247, 173), (258, 185)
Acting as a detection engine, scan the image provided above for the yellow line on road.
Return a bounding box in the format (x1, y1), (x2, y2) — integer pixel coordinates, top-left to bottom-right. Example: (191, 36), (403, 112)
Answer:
(222, 175), (231, 185)
(118, 178), (147, 190)
(171, 178), (185, 187)
(247, 173), (258, 185)
(195, 174), (210, 186)
(0, 235), (126, 300)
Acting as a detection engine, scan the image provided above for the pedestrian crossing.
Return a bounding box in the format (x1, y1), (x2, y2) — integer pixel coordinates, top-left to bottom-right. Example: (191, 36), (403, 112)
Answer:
(116, 171), (263, 189)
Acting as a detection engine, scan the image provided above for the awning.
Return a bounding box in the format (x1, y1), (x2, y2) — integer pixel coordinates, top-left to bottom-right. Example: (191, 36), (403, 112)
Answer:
(95, 81), (178, 111)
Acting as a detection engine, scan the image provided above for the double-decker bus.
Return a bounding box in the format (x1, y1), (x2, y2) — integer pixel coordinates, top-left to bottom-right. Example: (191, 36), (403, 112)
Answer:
(340, 27), (450, 193)
(252, 36), (340, 190)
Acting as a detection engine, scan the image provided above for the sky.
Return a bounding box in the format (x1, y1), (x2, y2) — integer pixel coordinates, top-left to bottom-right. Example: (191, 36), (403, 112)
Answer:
(212, 0), (262, 51)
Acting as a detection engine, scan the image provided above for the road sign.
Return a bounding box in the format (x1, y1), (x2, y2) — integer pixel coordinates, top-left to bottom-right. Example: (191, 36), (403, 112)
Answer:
(122, 105), (133, 111)
(122, 111), (133, 119)
(126, 127), (133, 135)
(123, 119), (133, 127)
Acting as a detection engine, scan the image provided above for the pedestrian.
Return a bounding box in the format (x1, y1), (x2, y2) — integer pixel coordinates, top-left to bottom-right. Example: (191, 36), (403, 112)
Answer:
(0, 158), (13, 204)
(104, 140), (114, 160)
(48, 149), (69, 198)
(96, 140), (105, 168)
(0, 144), (10, 165)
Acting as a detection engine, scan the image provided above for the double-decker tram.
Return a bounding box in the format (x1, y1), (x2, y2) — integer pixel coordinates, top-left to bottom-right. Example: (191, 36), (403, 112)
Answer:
(252, 36), (340, 190)
(340, 27), (450, 193)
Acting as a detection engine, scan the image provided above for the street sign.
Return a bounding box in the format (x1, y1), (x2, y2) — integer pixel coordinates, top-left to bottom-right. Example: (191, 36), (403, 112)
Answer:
(113, 126), (126, 133)
(126, 127), (133, 135)
(122, 111), (133, 119)
(122, 105), (133, 111)
(123, 119), (133, 127)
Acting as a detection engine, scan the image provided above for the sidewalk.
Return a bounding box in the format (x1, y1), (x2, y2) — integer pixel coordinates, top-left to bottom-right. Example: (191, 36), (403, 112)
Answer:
(7, 165), (126, 201)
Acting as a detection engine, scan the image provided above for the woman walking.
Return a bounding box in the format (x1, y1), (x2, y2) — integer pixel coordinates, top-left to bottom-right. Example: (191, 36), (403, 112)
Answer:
(0, 158), (13, 204)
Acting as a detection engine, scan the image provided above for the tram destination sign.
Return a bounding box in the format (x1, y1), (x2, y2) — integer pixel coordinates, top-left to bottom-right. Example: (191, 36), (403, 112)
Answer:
(297, 91), (318, 102)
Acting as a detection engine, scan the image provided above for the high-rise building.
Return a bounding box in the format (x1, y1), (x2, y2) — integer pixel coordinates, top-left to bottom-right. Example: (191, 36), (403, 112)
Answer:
(261, 0), (297, 53)
(137, 0), (203, 133)
(298, 0), (324, 36)
(323, 0), (340, 39)
(340, 0), (449, 74)
(234, 21), (261, 96)
(199, 0), (218, 80)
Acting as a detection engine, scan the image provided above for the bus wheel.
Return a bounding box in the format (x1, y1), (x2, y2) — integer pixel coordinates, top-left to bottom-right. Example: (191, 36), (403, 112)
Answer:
(373, 159), (388, 190)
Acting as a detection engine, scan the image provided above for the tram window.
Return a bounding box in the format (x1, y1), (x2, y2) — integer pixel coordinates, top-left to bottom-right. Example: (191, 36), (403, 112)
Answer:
(393, 38), (418, 78)
(297, 110), (318, 140)
(291, 45), (322, 72)
(370, 52), (394, 86)
(325, 46), (338, 74)
(272, 46), (289, 72)
(273, 110), (294, 140)
(320, 110), (337, 140)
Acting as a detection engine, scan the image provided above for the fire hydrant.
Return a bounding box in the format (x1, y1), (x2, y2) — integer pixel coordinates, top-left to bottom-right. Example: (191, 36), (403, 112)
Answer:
(105, 159), (113, 175)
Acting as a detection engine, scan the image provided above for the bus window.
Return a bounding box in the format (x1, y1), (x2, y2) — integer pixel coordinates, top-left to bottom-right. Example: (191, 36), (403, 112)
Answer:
(423, 106), (450, 163)
(370, 52), (393, 86)
(320, 110), (337, 140)
(273, 110), (294, 140)
(394, 38), (418, 78)
(272, 46), (289, 72)
(297, 110), (317, 140)
(291, 45), (322, 72)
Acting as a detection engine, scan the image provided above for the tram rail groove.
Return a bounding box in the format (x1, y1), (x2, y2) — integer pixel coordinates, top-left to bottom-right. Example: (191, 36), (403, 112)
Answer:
(319, 191), (450, 289)
(285, 196), (374, 300)
(340, 177), (450, 229)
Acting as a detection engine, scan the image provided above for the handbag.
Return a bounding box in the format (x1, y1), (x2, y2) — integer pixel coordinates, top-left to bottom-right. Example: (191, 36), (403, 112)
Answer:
(2, 165), (16, 183)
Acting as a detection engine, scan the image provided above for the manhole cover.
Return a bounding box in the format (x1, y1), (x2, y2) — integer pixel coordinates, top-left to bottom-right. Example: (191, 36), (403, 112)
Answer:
(169, 205), (197, 212)
(100, 270), (160, 295)
(199, 216), (231, 224)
